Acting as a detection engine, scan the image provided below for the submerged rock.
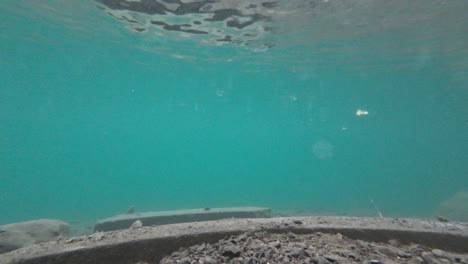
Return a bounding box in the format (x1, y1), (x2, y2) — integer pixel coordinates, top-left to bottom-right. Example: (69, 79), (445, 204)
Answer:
(130, 220), (143, 230)
(437, 216), (449, 223)
(0, 219), (69, 254)
(220, 242), (241, 258)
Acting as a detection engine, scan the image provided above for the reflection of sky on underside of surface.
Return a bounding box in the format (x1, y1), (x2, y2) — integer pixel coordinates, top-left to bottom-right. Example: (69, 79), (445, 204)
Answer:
(92, 0), (468, 76)
(95, 0), (281, 50)
(2, 0), (467, 74)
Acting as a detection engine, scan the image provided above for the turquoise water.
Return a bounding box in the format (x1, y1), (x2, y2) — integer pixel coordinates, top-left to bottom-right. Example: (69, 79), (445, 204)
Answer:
(0, 0), (467, 226)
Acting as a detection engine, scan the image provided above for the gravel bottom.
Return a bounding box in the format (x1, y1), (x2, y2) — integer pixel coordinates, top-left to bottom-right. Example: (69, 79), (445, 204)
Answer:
(160, 231), (468, 264)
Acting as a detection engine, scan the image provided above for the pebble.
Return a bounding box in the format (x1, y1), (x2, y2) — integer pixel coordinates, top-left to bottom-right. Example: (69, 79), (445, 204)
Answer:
(422, 252), (442, 264)
(129, 220), (143, 229)
(221, 243), (241, 258)
(324, 254), (342, 262)
(388, 239), (399, 247)
(431, 249), (449, 259)
(199, 256), (215, 264)
(93, 232), (105, 241)
(268, 240), (281, 248)
(376, 245), (398, 258)
(290, 248), (304, 257)
(437, 216), (449, 223)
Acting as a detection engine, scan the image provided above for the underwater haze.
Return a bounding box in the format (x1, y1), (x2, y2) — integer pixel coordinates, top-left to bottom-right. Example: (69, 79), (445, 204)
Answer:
(0, 0), (467, 226)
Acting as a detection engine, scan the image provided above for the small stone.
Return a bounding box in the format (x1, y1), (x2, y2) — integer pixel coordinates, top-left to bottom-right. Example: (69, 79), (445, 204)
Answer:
(397, 250), (412, 258)
(305, 249), (315, 257)
(357, 240), (370, 248)
(129, 220), (143, 229)
(431, 249), (449, 259)
(316, 256), (332, 264)
(294, 242), (308, 249)
(160, 259), (171, 264)
(189, 244), (198, 251)
(65, 237), (76, 243)
(237, 234), (247, 241)
(388, 239), (399, 247)
(268, 240), (281, 248)
(290, 248), (304, 257)
(379, 259), (399, 264)
(293, 220), (303, 225)
(324, 255), (341, 263)
(336, 233), (343, 240)
(422, 252), (442, 264)
(437, 216), (449, 222)
(243, 257), (257, 264)
(197, 243), (206, 251)
(199, 256), (215, 264)
(369, 260), (383, 264)
(94, 232), (105, 241)
(408, 244), (425, 255)
(340, 249), (357, 260)
(179, 257), (191, 264)
(376, 245), (398, 258)
(221, 243), (241, 258)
